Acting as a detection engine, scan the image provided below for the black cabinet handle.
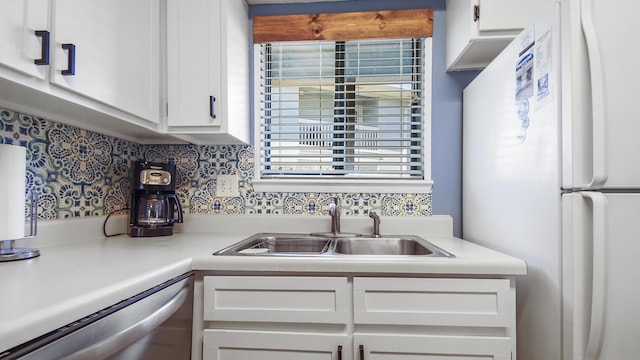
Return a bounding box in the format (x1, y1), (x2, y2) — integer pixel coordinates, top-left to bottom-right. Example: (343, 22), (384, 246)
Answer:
(209, 96), (216, 119)
(337, 345), (342, 360)
(359, 345), (364, 360)
(61, 43), (76, 75)
(34, 30), (50, 65)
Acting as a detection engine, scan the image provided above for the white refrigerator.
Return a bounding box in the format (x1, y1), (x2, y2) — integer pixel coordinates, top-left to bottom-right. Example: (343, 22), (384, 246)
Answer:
(462, 0), (640, 359)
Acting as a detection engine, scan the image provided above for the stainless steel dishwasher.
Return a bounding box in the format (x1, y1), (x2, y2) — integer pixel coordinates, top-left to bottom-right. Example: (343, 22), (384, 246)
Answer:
(1, 273), (194, 360)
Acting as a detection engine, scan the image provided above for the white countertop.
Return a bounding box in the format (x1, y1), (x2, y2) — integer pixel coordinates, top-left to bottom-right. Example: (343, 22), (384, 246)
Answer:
(0, 214), (526, 353)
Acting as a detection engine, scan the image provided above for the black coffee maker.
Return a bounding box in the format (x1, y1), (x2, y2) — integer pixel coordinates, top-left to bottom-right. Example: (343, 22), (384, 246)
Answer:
(129, 161), (183, 237)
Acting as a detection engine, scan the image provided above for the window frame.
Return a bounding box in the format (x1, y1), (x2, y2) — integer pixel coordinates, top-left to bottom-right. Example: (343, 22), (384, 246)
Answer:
(252, 38), (433, 194)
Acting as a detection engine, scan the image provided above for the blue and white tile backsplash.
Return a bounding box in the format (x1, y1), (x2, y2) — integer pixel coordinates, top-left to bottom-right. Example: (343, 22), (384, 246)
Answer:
(0, 108), (432, 219)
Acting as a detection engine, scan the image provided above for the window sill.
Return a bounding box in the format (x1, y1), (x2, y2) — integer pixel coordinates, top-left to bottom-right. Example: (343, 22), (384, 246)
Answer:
(252, 178), (433, 194)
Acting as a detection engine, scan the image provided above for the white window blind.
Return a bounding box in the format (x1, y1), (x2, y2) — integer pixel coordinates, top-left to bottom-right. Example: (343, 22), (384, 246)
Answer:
(256, 38), (427, 180)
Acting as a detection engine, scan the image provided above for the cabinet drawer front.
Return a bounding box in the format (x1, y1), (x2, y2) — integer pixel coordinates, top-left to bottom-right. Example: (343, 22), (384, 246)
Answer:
(353, 278), (514, 327)
(204, 276), (349, 324)
(203, 330), (350, 360)
(355, 333), (511, 360)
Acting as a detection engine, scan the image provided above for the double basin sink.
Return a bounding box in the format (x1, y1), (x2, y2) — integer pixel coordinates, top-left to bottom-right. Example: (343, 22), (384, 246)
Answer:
(214, 233), (455, 257)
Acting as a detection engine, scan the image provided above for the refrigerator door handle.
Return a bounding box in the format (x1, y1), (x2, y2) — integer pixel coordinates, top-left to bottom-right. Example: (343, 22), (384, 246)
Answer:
(581, 192), (608, 360)
(577, 0), (607, 190)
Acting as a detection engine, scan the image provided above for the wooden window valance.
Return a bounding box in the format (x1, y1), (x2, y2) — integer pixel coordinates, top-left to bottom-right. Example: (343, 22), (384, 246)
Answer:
(253, 8), (433, 43)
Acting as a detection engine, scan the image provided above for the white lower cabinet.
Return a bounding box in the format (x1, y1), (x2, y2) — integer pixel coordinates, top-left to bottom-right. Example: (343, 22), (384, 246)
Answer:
(203, 330), (349, 360)
(353, 277), (514, 327)
(203, 276), (349, 324)
(199, 275), (516, 360)
(355, 334), (511, 360)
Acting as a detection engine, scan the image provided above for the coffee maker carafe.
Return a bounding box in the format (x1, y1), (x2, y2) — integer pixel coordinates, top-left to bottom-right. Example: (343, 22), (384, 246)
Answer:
(129, 161), (183, 237)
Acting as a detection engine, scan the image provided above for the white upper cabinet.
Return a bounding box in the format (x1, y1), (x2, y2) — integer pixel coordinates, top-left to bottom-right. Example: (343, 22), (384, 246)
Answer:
(0, 0), (50, 79)
(446, 0), (552, 71)
(50, 0), (161, 124)
(0, 0), (170, 143)
(166, 0), (250, 144)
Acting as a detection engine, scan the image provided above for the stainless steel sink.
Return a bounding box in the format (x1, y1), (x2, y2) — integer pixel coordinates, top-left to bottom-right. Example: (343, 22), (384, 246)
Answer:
(215, 234), (332, 256)
(214, 233), (454, 257)
(333, 236), (451, 256)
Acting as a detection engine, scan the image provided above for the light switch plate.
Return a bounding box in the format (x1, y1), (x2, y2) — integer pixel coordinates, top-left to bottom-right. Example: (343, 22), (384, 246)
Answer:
(216, 174), (239, 197)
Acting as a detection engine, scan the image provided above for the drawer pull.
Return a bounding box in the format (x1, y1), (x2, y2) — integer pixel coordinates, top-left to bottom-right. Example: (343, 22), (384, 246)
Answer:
(34, 30), (50, 65)
(338, 345), (342, 360)
(359, 344), (364, 360)
(61, 43), (76, 75)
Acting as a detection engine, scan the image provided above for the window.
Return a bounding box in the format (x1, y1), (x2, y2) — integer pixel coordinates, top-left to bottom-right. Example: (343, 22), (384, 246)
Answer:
(252, 11), (433, 193)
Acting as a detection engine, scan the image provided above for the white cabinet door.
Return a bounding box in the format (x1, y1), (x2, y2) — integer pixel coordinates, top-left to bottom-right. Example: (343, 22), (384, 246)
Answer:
(203, 276), (349, 324)
(476, 0), (548, 32)
(166, 0), (220, 128)
(166, 0), (250, 144)
(0, 0), (49, 79)
(353, 277), (514, 327)
(203, 330), (350, 360)
(445, 0), (552, 71)
(50, 0), (160, 123)
(355, 334), (511, 360)
(200, 276), (518, 360)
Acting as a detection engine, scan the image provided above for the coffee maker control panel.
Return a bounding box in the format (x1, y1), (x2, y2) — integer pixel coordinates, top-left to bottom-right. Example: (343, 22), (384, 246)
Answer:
(140, 169), (172, 186)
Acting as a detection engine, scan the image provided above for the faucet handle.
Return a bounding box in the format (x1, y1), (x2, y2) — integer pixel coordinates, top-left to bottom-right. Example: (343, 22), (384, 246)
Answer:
(328, 197), (341, 234)
(328, 201), (337, 214)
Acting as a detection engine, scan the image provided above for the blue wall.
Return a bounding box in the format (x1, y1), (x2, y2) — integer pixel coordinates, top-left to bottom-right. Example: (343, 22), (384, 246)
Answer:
(250, 0), (479, 236)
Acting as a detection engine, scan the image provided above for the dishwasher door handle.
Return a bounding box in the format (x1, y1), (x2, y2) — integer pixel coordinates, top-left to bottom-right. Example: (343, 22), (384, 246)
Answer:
(63, 285), (189, 360)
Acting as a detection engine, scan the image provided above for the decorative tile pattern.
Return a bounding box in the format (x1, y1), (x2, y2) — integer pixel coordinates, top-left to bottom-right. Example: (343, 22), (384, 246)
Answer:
(1, 108), (141, 219)
(0, 108), (432, 220)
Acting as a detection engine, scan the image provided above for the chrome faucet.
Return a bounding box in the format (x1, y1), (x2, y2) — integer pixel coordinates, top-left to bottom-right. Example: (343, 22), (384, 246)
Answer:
(369, 212), (381, 238)
(328, 197), (341, 235)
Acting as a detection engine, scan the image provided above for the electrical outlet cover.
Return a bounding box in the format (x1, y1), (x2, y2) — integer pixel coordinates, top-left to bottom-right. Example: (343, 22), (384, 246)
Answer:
(216, 174), (239, 197)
